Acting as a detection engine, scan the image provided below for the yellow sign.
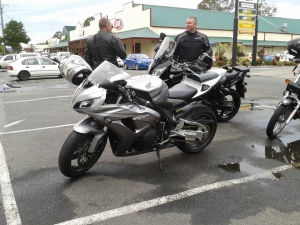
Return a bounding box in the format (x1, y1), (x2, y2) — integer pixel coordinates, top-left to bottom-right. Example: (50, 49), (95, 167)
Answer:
(238, 29), (255, 36)
(238, 9), (257, 17)
(238, 21), (256, 29)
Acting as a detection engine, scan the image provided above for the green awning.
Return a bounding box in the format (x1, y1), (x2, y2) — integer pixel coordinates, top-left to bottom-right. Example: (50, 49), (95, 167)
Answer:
(238, 40), (288, 46)
(117, 27), (159, 39)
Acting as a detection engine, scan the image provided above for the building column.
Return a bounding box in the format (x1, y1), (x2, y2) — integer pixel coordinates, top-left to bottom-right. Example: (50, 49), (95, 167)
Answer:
(80, 40), (83, 56)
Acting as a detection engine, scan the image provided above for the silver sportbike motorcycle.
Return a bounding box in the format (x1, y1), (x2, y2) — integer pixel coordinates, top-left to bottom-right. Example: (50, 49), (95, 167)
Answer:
(58, 49), (217, 178)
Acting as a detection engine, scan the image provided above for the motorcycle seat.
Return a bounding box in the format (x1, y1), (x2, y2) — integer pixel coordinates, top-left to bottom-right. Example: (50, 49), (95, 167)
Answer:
(168, 83), (197, 100)
(187, 70), (219, 83)
(232, 66), (250, 72)
(225, 70), (239, 81)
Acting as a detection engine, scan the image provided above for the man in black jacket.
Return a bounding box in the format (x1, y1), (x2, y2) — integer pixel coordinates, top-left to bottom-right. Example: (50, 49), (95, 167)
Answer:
(173, 17), (212, 63)
(84, 18), (126, 69)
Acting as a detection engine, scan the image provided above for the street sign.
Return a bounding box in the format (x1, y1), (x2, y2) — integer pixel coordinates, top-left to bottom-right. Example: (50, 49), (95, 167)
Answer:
(239, 0), (258, 3)
(239, 15), (256, 21)
(238, 9), (257, 16)
(238, 21), (256, 29)
(238, 29), (255, 36)
(238, 2), (257, 9)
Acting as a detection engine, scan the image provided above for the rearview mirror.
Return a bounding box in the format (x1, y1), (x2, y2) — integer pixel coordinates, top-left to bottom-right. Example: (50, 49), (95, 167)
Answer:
(160, 32), (166, 40)
(99, 79), (115, 91)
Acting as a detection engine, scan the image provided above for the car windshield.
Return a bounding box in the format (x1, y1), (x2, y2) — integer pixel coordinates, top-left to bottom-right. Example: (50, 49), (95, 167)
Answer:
(136, 54), (150, 59)
(82, 61), (130, 88)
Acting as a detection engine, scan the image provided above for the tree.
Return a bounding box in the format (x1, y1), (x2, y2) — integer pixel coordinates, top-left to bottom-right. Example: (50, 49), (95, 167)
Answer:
(197, 0), (277, 16)
(258, 0), (277, 16)
(3, 20), (31, 53)
(197, 0), (234, 12)
(52, 31), (61, 39)
(83, 16), (95, 27)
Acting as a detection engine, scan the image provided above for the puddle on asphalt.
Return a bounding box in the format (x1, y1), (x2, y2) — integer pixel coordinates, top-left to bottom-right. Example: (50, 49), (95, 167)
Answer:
(219, 135), (300, 179)
(218, 161), (275, 179)
(0, 83), (21, 93)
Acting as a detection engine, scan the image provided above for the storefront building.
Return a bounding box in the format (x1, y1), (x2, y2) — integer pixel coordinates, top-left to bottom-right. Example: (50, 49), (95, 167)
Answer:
(66, 1), (300, 58)
(45, 26), (76, 53)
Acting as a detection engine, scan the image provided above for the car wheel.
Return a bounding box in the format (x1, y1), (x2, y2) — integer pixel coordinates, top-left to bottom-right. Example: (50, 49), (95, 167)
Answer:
(18, 71), (30, 81)
(135, 64), (139, 70)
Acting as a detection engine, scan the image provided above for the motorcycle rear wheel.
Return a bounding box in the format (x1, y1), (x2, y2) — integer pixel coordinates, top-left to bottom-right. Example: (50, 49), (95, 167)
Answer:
(58, 131), (107, 178)
(266, 104), (291, 138)
(214, 89), (241, 122)
(175, 107), (217, 154)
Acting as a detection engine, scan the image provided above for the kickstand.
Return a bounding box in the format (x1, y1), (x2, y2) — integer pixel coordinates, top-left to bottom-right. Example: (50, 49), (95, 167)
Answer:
(156, 148), (164, 171)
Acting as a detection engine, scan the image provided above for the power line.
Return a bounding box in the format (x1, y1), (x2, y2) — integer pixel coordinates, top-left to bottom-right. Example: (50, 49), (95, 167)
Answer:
(3, 12), (50, 38)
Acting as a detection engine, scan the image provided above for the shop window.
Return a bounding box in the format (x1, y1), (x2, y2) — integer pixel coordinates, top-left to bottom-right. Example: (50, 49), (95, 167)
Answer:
(135, 43), (141, 53)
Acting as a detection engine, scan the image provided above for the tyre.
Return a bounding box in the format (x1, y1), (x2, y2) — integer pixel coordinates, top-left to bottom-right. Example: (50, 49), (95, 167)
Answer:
(175, 107), (217, 154)
(135, 64), (139, 70)
(214, 89), (241, 122)
(58, 131), (107, 178)
(18, 71), (30, 81)
(266, 104), (292, 138)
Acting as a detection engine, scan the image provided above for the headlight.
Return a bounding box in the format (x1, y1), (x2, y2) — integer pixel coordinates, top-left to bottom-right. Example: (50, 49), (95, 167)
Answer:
(79, 99), (94, 109)
(282, 98), (292, 104)
(138, 61), (142, 64)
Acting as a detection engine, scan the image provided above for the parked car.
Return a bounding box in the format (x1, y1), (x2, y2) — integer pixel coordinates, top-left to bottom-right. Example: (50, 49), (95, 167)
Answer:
(56, 52), (70, 62)
(117, 57), (124, 67)
(124, 53), (153, 70)
(8, 57), (61, 81)
(263, 54), (275, 61)
(0, 53), (41, 69)
(239, 53), (254, 63)
(279, 54), (294, 62)
(50, 53), (57, 60)
(279, 50), (294, 61)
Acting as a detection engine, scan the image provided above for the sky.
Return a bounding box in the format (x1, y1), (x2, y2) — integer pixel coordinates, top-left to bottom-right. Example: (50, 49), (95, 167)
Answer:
(1, 0), (300, 45)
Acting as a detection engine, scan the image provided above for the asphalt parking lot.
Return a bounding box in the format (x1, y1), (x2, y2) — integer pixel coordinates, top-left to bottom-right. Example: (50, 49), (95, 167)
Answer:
(1, 67), (300, 225)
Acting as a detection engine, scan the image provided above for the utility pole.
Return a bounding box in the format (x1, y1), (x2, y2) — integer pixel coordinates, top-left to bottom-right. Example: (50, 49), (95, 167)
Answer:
(0, 0), (5, 55)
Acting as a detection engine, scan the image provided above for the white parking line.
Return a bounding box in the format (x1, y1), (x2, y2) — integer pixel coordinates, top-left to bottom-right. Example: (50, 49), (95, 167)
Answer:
(4, 95), (73, 104)
(0, 124), (74, 135)
(54, 165), (293, 225)
(0, 140), (22, 225)
(5, 120), (26, 128)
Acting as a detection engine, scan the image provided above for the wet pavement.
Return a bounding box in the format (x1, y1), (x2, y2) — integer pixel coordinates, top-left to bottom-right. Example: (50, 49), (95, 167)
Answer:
(1, 67), (300, 224)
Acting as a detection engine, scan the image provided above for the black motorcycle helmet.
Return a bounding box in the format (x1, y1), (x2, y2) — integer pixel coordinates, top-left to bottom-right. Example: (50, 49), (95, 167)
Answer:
(197, 54), (213, 70)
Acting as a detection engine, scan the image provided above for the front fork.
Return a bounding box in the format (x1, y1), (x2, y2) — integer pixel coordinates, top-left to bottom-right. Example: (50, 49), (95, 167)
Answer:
(279, 93), (300, 125)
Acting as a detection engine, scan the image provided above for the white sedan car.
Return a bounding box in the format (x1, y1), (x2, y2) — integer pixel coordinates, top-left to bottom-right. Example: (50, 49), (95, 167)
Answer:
(8, 57), (61, 81)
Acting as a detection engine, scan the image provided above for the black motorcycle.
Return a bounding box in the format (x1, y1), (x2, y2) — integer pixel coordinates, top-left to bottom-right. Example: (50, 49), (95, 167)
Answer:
(151, 33), (250, 122)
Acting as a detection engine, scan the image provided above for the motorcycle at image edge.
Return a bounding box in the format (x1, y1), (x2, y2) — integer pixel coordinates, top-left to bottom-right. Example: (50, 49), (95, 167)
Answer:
(266, 38), (300, 138)
(151, 33), (250, 122)
(266, 65), (300, 138)
(57, 45), (217, 178)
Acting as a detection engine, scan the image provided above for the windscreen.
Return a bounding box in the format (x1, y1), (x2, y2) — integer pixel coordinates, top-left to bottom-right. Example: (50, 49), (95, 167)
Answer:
(83, 61), (128, 88)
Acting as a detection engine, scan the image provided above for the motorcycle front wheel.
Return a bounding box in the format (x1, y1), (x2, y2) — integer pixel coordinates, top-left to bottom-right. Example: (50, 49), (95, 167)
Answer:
(266, 104), (292, 138)
(58, 131), (107, 178)
(214, 89), (241, 122)
(175, 107), (217, 154)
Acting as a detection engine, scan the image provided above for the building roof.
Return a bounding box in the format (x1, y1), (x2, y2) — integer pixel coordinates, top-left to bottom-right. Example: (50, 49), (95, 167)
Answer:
(64, 26), (76, 31)
(138, 4), (300, 34)
(117, 27), (160, 39)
